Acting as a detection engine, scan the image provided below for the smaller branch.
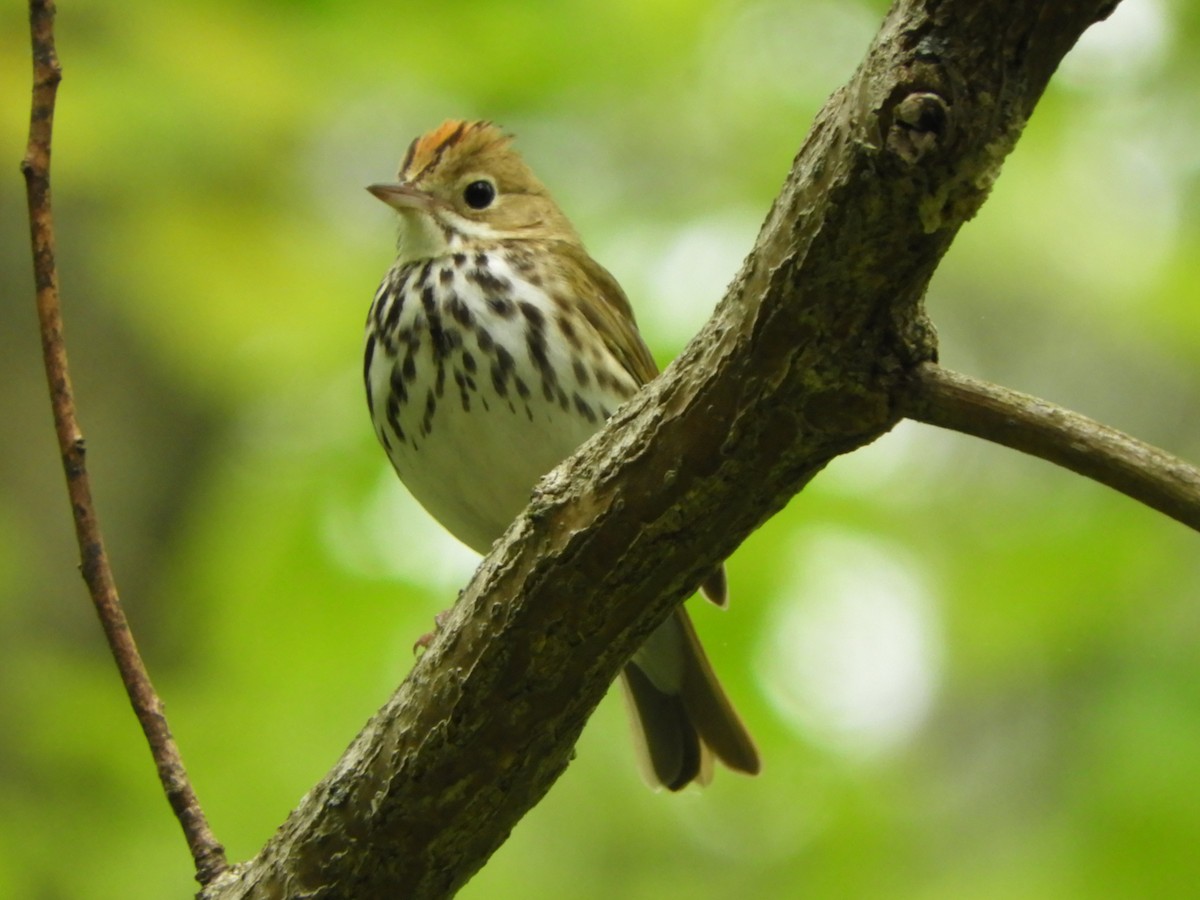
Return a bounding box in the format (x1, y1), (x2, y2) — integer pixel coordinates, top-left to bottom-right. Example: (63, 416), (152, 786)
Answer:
(22, 0), (227, 886)
(901, 363), (1200, 532)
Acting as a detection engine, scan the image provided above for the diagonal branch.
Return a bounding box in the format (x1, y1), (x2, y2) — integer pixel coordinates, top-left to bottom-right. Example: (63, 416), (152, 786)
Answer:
(201, 0), (1125, 897)
(21, 0), (227, 886)
(900, 363), (1200, 530)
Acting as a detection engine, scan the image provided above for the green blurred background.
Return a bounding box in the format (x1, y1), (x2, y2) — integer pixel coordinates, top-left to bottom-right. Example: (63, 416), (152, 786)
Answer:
(3, 0), (1200, 897)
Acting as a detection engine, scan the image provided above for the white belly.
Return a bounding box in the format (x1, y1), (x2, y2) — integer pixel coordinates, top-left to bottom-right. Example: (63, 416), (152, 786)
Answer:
(364, 249), (639, 554)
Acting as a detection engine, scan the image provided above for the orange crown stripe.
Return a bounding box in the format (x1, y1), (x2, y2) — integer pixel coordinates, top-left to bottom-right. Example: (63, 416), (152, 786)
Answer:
(401, 120), (509, 181)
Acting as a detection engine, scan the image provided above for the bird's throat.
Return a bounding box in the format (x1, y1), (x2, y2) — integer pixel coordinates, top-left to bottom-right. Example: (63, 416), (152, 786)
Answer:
(394, 209), (451, 266)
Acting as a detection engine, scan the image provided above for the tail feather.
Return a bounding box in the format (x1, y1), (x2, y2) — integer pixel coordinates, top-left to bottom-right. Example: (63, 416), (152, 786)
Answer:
(620, 665), (708, 791)
(674, 610), (760, 776)
(620, 604), (759, 790)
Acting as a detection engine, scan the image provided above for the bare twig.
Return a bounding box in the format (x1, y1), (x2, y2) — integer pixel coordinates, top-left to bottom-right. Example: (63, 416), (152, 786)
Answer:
(900, 363), (1200, 531)
(21, 0), (227, 886)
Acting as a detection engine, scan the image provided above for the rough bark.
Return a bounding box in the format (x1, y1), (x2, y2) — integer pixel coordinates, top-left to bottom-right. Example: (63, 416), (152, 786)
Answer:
(190, 0), (1122, 897)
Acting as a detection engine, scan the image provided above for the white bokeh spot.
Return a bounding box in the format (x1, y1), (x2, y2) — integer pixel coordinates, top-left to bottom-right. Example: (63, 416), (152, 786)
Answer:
(758, 530), (943, 759)
(1059, 0), (1169, 88)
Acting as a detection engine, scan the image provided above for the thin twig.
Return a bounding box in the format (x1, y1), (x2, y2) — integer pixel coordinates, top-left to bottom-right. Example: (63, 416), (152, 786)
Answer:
(900, 363), (1200, 531)
(21, 0), (227, 886)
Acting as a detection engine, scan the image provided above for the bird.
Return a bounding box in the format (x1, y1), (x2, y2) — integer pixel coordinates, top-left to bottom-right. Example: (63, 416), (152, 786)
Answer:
(363, 119), (759, 790)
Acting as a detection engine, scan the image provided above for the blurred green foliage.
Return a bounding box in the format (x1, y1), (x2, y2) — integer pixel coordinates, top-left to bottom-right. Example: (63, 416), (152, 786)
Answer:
(3, 0), (1200, 897)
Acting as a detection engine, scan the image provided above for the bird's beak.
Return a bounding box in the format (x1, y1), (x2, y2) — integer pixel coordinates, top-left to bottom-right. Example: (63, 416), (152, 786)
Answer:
(367, 182), (432, 211)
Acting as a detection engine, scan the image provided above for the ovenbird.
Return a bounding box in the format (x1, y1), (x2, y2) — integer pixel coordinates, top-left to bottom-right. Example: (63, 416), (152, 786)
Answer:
(364, 120), (759, 790)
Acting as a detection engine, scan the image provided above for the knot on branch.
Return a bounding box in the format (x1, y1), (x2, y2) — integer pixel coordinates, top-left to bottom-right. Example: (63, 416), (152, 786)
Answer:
(886, 91), (950, 164)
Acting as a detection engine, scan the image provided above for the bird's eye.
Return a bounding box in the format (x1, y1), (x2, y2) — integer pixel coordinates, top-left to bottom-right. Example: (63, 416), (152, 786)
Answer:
(463, 180), (496, 210)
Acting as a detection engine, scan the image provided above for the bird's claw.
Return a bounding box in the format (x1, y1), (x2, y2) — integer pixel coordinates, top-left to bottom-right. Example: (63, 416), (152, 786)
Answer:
(413, 609), (452, 655)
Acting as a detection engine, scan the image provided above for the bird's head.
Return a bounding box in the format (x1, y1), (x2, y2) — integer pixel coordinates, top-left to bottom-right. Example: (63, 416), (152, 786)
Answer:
(369, 120), (579, 264)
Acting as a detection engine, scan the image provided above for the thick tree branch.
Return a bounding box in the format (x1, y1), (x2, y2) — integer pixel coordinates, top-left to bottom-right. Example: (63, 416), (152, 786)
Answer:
(22, 0), (227, 886)
(900, 363), (1200, 530)
(200, 0), (1123, 897)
